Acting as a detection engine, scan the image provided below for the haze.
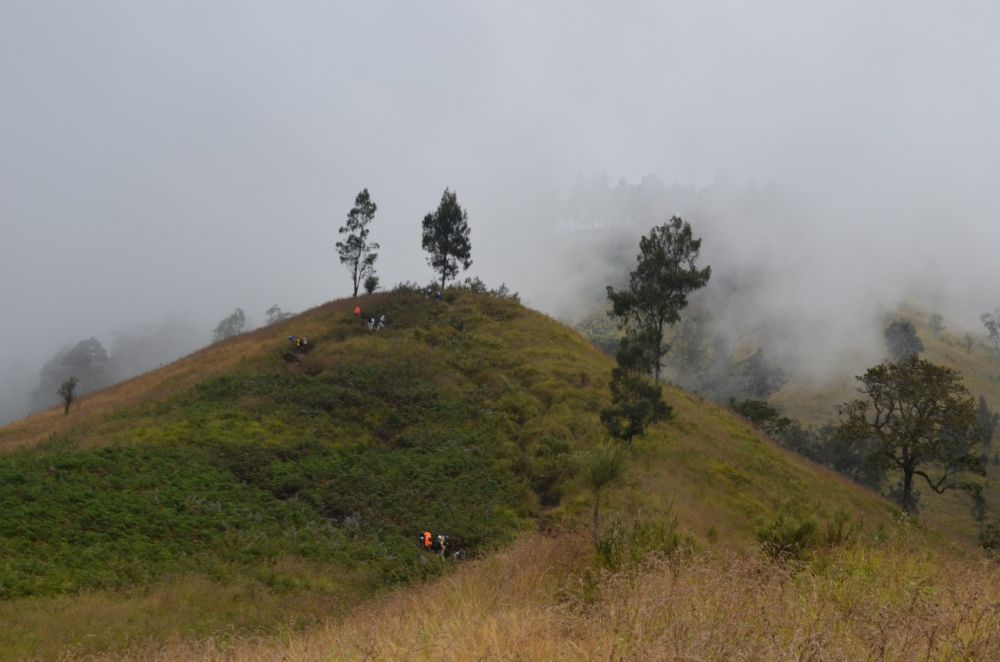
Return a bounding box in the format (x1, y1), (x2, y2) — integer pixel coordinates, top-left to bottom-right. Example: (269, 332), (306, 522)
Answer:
(3, 1), (1000, 423)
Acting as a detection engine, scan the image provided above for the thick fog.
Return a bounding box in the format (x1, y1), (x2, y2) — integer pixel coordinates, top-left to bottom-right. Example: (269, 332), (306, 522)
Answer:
(3, 1), (1000, 423)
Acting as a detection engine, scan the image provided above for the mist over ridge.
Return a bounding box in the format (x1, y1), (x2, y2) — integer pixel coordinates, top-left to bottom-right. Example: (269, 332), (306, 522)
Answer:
(3, 1), (1000, 422)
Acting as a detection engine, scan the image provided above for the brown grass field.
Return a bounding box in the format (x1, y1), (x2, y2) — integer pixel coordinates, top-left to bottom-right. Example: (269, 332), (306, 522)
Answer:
(120, 532), (1000, 662)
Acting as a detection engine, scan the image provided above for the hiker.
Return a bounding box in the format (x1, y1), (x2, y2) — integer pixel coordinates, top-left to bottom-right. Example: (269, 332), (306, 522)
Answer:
(434, 290), (442, 302)
(288, 335), (297, 344)
(368, 316), (376, 331)
(301, 336), (309, 347)
(434, 534), (448, 557)
(377, 314), (386, 331)
(422, 530), (433, 551)
(353, 305), (362, 318)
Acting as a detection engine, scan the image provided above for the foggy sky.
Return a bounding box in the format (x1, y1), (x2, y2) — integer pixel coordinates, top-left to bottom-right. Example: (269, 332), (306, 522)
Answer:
(3, 1), (1000, 421)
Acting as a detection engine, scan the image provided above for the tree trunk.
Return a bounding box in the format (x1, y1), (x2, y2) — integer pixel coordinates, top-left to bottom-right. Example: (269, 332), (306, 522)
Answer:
(901, 469), (915, 513)
(652, 325), (664, 384)
(440, 271), (447, 292)
(63, 401), (71, 416)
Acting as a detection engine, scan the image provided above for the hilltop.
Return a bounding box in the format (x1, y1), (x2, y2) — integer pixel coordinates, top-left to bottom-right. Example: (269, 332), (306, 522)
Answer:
(0, 287), (916, 657)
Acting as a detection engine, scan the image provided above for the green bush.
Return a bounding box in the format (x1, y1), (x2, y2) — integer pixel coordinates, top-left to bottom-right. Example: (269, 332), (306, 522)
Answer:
(598, 510), (687, 571)
(757, 513), (819, 561)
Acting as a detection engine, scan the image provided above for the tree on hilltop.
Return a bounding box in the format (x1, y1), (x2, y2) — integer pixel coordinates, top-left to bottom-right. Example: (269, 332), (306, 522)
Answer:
(212, 308), (246, 343)
(884, 319), (923, 363)
(422, 188), (472, 290)
(606, 216), (711, 383)
(337, 189), (380, 298)
(837, 356), (984, 514)
(265, 305), (294, 325)
(31, 338), (109, 411)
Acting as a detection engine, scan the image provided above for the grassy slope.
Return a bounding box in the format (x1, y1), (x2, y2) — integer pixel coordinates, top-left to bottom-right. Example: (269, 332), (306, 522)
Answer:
(771, 306), (1000, 542)
(153, 533), (1000, 662)
(0, 290), (909, 658)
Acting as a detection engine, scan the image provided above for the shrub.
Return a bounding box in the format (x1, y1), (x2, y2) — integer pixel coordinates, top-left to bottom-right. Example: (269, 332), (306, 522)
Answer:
(757, 513), (819, 561)
(598, 509), (687, 571)
(981, 522), (1000, 559)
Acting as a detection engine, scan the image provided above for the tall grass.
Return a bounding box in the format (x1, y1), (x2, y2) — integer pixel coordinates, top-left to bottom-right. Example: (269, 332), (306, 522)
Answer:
(135, 532), (1000, 662)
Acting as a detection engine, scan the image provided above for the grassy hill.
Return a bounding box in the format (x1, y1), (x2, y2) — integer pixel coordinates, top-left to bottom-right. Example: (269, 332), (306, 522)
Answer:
(0, 288), (924, 658)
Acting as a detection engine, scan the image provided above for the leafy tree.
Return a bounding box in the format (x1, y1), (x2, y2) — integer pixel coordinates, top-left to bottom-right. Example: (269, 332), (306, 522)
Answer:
(57, 376), (78, 416)
(421, 188), (472, 290)
(601, 367), (671, 445)
(31, 338), (109, 411)
(212, 308), (246, 343)
(606, 216), (711, 383)
(982, 312), (1000, 357)
(579, 441), (628, 547)
(363, 274), (380, 295)
(884, 319), (923, 363)
(62, 338), (110, 377)
(336, 189), (380, 298)
(977, 395), (999, 463)
(265, 305), (293, 325)
(928, 313), (945, 336)
(963, 334), (975, 354)
(837, 356), (984, 514)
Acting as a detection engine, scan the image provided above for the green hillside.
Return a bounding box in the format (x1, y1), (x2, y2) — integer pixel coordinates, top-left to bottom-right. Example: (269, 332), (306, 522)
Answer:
(0, 288), (911, 658)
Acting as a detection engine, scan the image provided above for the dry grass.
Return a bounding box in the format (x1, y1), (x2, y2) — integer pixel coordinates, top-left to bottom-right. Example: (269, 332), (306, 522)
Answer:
(122, 532), (1000, 662)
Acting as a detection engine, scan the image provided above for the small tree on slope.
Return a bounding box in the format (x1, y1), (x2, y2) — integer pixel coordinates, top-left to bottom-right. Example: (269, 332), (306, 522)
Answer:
(57, 376), (78, 416)
(579, 441), (628, 548)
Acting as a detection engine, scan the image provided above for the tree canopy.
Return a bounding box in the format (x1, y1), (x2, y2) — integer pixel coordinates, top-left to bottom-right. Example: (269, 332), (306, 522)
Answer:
(421, 189), (472, 290)
(837, 356), (984, 514)
(601, 366), (671, 445)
